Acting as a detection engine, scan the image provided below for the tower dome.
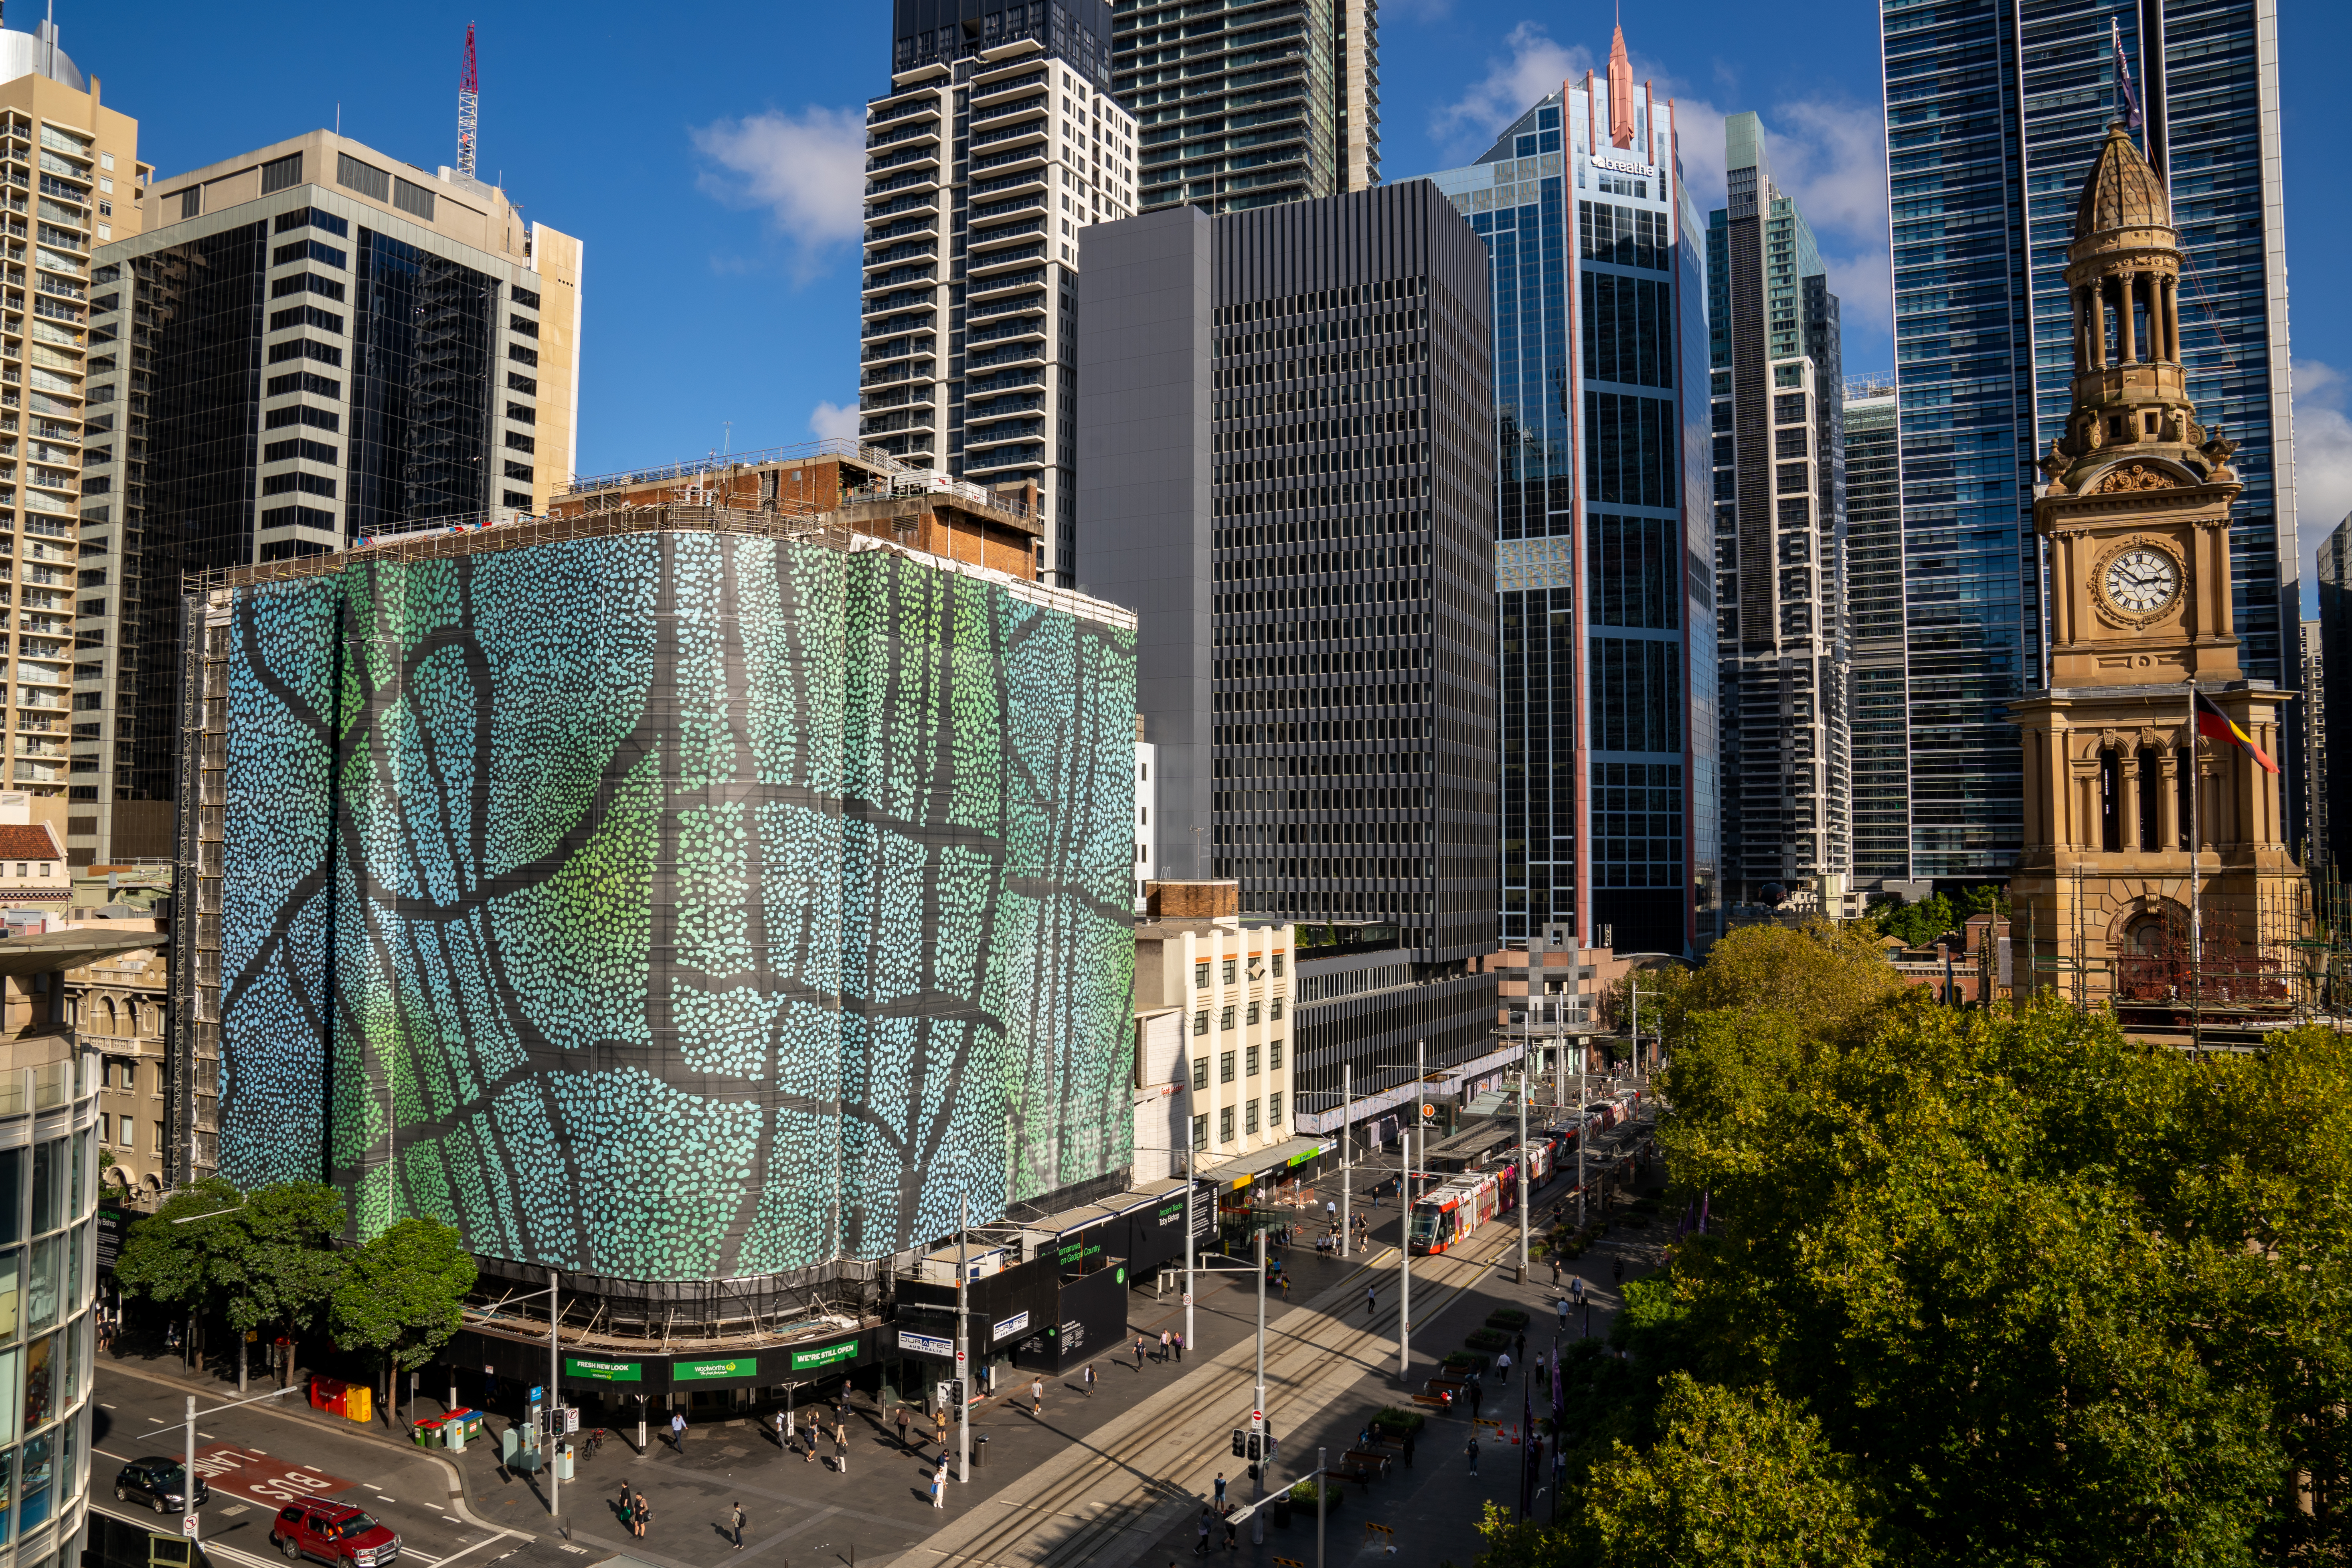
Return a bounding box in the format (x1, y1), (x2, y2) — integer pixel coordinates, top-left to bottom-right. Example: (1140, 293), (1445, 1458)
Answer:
(2072, 121), (2171, 245)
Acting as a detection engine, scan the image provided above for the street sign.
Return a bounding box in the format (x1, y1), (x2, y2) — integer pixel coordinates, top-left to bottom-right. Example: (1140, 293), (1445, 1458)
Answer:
(562, 1407), (580, 1434)
(528, 1385), (544, 1402)
(182, 1517), (197, 1538)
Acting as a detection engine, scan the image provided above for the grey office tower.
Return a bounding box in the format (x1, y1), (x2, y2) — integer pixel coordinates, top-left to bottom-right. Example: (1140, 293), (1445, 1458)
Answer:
(1880, 0), (2297, 876)
(1417, 44), (1714, 955)
(1075, 181), (1499, 1112)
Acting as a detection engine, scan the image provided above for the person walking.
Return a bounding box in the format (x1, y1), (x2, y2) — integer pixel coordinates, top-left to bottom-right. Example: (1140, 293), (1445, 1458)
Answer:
(1136, 1334), (1148, 1372)
(1160, 1328), (1172, 1362)
(804, 1417), (819, 1464)
(1469, 1381), (1484, 1419)
(930, 1458), (946, 1510)
(1366, 1285), (1377, 1319)
(1173, 1329), (1185, 1364)
(728, 1503), (745, 1552)
(1550, 1256), (1561, 1288)
(670, 1410), (687, 1453)
(1465, 1434), (1481, 1477)
(933, 1405), (948, 1452)
(1402, 1428), (1416, 1468)
(896, 1402), (913, 1450)
(632, 1491), (651, 1540)
(1030, 1376), (1045, 1416)
(1516, 1329), (1528, 1363)
(832, 1419), (849, 1474)
(1495, 1349), (1512, 1385)
(1082, 1362), (1097, 1398)
(616, 1487), (634, 1535)
(1193, 1508), (1214, 1556)
(773, 1406), (787, 1452)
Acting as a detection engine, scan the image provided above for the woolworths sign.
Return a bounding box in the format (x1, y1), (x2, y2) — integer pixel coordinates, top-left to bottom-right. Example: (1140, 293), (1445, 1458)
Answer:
(674, 1357), (758, 1383)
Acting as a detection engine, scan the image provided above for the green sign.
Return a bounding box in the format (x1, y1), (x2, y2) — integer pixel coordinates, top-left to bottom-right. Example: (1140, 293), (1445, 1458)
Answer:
(1286, 1148), (1321, 1168)
(675, 1357), (758, 1382)
(787, 1339), (860, 1373)
(563, 1357), (642, 1383)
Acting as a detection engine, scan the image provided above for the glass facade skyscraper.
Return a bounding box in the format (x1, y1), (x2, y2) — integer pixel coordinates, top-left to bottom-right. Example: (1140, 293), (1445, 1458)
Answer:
(1842, 380), (1910, 883)
(1417, 62), (1712, 955)
(1879, 0), (2296, 878)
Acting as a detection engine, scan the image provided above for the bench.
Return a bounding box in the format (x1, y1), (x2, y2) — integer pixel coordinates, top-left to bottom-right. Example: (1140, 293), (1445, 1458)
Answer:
(1410, 1392), (1450, 1411)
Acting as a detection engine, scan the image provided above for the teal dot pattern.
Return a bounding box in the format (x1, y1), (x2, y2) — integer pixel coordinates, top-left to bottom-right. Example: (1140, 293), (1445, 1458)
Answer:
(214, 530), (1138, 1279)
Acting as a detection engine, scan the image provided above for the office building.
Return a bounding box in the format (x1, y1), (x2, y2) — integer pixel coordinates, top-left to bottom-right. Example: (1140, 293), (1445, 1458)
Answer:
(1113, 0), (1378, 214)
(2320, 519), (2352, 882)
(2301, 616), (2324, 876)
(860, 0), (1138, 588)
(1128, 884), (1296, 1175)
(1843, 376), (1908, 884)
(1706, 112), (1849, 911)
(1880, 0), (2297, 879)
(1416, 37), (1713, 955)
(1075, 181), (1499, 1134)
(77, 130), (582, 866)
(186, 502), (1138, 1309)
(0, 23), (144, 836)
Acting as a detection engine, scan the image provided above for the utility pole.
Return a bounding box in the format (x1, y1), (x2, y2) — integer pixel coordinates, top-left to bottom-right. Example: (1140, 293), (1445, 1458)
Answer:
(1339, 1064), (1352, 1257)
(1400, 1036), (1423, 1381)
(1184, 1147), (1196, 1355)
(549, 1269), (561, 1520)
(1516, 1066), (1530, 1277)
(1253, 1226), (1268, 1545)
(185, 1385), (300, 1546)
(957, 1192), (970, 1484)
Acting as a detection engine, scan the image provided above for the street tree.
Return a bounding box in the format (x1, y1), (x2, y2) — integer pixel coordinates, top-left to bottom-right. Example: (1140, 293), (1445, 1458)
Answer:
(113, 1177), (248, 1368)
(213, 1181), (346, 1390)
(330, 1217), (476, 1424)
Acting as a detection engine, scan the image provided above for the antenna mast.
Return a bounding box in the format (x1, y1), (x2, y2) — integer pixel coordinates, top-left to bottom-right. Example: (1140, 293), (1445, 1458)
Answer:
(457, 23), (480, 180)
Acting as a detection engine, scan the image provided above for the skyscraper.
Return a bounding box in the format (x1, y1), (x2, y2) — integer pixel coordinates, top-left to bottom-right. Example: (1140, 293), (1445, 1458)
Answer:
(1879, 0), (2297, 880)
(1074, 182), (1500, 1115)
(1706, 113), (1848, 910)
(860, 0), (1138, 587)
(2300, 615), (2324, 877)
(0, 20), (144, 830)
(1112, 0), (1378, 214)
(1842, 375), (1910, 885)
(1415, 33), (1713, 956)
(2319, 520), (2352, 882)
(78, 130), (582, 863)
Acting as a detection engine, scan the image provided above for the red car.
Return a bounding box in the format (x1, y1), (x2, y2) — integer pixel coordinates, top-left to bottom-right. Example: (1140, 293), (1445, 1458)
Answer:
(271, 1501), (402, 1568)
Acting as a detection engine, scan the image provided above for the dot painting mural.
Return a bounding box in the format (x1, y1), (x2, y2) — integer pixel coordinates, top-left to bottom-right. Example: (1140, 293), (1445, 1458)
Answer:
(205, 529), (1138, 1281)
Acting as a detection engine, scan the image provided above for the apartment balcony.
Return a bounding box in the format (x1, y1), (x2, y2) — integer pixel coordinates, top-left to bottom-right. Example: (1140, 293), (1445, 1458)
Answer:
(970, 145), (1047, 179)
(971, 119), (1047, 154)
(967, 315), (1047, 349)
(969, 164), (1048, 200)
(970, 94), (1048, 129)
(970, 243), (1046, 278)
(969, 218), (1044, 253)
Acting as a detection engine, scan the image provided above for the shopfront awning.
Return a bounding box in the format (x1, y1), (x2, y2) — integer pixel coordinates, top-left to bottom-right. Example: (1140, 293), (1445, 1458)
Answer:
(1204, 1135), (1335, 1189)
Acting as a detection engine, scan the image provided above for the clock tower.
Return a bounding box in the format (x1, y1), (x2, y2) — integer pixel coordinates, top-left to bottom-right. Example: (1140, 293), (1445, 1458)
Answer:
(2009, 123), (2301, 1012)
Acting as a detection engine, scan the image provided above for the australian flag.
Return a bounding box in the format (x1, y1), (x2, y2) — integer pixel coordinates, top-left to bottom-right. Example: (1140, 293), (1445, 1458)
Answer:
(2111, 18), (2143, 129)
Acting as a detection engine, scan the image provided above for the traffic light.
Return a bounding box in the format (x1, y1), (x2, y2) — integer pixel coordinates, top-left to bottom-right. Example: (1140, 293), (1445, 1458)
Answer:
(1247, 1432), (1263, 1460)
(1231, 1428), (1247, 1457)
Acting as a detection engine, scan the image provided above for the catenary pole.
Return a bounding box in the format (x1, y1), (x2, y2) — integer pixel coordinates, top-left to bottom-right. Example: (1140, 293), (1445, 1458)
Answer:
(1339, 1064), (1352, 1257)
(957, 1192), (970, 1484)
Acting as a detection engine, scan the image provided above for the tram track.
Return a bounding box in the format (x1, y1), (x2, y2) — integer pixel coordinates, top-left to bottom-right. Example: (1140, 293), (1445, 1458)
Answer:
(915, 1212), (1536, 1568)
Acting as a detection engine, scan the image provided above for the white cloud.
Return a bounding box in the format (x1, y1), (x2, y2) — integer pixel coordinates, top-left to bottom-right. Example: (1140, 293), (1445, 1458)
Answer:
(2294, 359), (2352, 591)
(689, 105), (866, 283)
(1430, 23), (1591, 159)
(808, 401), (860, 443)
(1759, 99), (1893, 338)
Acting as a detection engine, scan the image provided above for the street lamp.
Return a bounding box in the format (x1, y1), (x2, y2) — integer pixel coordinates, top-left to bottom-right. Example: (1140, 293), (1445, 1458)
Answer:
(180, 1384), (300, 1546)
(474, 1272), (565, 1518)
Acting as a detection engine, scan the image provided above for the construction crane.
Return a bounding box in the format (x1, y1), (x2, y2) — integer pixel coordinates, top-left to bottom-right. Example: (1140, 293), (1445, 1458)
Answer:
(456, 22), (479, 181)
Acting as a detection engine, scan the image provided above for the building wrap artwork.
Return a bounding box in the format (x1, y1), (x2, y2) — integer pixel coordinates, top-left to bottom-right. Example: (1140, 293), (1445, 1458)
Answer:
(203, 528), (1137, 1279)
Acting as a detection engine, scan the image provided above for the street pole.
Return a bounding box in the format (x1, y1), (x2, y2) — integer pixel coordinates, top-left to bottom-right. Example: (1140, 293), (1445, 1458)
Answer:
(1400, 1036), (1422, 1382)
(1517, 1068), (1530, 1276)
(1339, 1064), (1352, 1258)
(1184, 1147), (1196, 1356)
(957, 1191), (970, 1485)
(549, 1269), (561, 1521)
(184, 1384), (300, 1546)
(2189, 681), (2203, 1053)
(1253, 1225), (1268, 1546)
(1576, 1040), (1587, 1231)
(1317, 1444), (1327, 1566)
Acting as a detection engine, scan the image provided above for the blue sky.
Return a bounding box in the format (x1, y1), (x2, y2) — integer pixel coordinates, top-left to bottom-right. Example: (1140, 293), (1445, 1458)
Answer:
(70, 0), (2351, 587)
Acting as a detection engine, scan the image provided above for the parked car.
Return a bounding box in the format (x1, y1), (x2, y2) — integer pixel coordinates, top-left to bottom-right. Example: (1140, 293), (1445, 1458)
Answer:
(113, 1457), (211, 1514)
(271, 1501), (402, 1568)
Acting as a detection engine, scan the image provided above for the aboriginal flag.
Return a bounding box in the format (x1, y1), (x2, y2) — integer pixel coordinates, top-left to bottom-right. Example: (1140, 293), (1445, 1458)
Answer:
(2196, 690), (2277, 774)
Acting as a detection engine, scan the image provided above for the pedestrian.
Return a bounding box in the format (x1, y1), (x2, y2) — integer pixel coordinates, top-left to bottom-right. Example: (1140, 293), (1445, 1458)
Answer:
(896, 1403), (912, 1449)
(1194, 1509), (1214, 1556)
(1550, 1256), (1561, 1288)
(1496, 1350), (1512, 1385)
(1402, 1428), (1416, 1467)
(1160, 1328), (1172, 1362)
(1465, 1435), (1481, 1477)
(633, 1492), (651, 1539)
(1516, 1329), (1528, 1362)
(1279, 1272), (1291, 1299)
(934, 1405), (948, 1450)
(804, 1418), (819, 1463)
(833, 1421), (849, 1474)
(1083, 1362), (1096, 1398)
(1173, 1329), (1184, 1364)
(774, 1406), (788, 1451)
(729, 1503), (745, 1552)
(1366, 1285), (1377, 1319)
(1223, 1505), (1239, 1551)
(1571, 1275), (1585, 1306)
(931, 1458), (946, 1510)
(1136, 1334), (1148, 1371)
(616, 1486), (633, 1532)
(670, 1410), (687, 1453)
(1469, 1382), (1484, 1419)
(1031, 1376), (1045, 1416)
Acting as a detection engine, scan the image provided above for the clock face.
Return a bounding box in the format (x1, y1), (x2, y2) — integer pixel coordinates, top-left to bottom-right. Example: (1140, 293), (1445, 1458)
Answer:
(2101, 547), (2178, 615)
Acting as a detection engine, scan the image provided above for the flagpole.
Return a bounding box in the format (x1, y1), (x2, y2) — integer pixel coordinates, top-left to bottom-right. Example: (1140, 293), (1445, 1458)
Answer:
(2189, 681), (2202, 1054)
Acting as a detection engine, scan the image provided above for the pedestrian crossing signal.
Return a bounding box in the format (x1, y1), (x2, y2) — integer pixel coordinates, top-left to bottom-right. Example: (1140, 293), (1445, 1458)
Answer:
(1247, 1432), (1263, 1460)
(1231, 1428), (1247, 1457)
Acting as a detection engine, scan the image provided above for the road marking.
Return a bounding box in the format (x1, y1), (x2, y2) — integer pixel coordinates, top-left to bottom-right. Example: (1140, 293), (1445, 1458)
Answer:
(422, 1540), (514, 1568)
(186, 1443), (356, 1506)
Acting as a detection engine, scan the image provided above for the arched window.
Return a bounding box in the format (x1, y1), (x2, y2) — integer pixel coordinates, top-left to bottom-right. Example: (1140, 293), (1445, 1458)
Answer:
(2136, 746), (2162, 851)
(99, 997), (117, 1035)
(2099, 749), (2122, 853)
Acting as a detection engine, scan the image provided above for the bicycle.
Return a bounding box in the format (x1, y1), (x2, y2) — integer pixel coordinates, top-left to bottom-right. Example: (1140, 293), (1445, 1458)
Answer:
(580, 1428), (607, 1461)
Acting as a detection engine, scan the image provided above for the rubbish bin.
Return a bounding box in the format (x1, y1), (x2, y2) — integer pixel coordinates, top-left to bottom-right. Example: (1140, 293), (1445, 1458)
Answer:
(412, 1419), (444, 1449)
(973, 1436), (988, 1467)
(1273, 1495), (1293, 1528)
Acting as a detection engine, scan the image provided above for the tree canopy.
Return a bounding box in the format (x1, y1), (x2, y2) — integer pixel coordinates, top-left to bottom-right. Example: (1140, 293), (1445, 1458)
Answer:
(329, 1217), (477, 1375)
(1485, 928), (2352, 1566)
